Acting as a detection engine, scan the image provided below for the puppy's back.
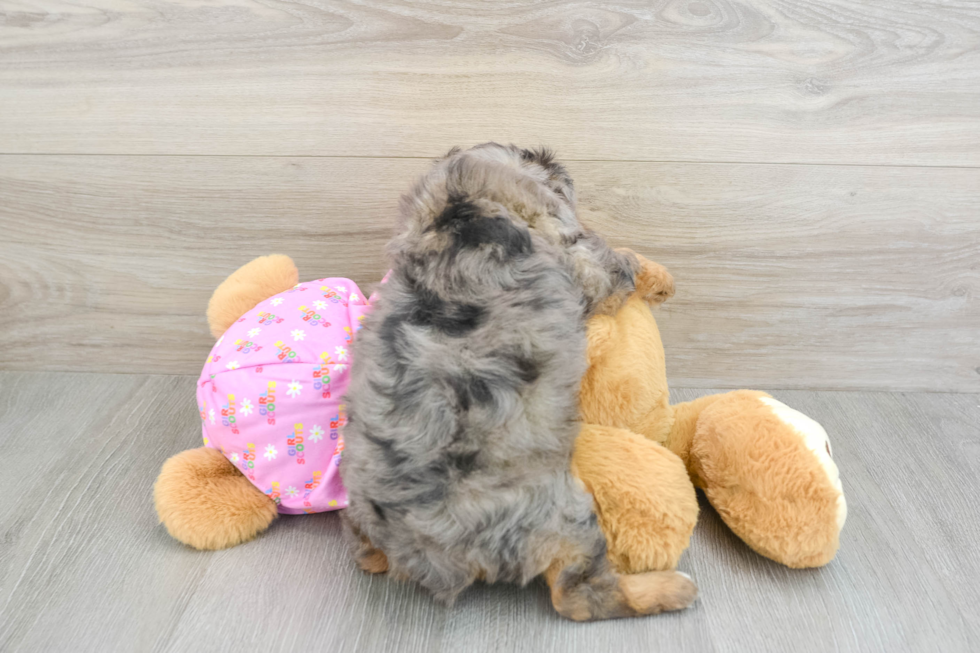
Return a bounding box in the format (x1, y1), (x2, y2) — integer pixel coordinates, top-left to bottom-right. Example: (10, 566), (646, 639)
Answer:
(343, 147), (590, 598)
(341, 145), (697, 619)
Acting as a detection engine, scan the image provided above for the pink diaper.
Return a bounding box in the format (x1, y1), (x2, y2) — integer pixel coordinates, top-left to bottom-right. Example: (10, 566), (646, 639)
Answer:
(197, 278), (377, 514)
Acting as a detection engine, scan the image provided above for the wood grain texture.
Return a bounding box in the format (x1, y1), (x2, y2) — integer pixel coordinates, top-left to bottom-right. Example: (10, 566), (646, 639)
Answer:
(0, 154), (419, 376)
(0, 373), (978, 652)
(1, 0), (979, 165)
(2, 154), (978, 391)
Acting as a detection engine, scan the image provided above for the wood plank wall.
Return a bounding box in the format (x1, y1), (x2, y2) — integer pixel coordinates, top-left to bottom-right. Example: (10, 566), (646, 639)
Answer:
(1, 0), (978, 391)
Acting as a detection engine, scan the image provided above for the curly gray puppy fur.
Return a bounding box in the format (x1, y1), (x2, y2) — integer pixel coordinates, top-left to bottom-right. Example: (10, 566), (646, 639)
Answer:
(340, 143), (697, 621)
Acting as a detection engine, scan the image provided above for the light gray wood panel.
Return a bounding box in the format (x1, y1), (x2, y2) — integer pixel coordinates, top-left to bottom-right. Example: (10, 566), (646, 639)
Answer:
(1, 0), (979, 165)
(0, 373), (978, 651)
(2, 154), (978, 391)
(571, 160), (980, 392)
(0, 154), (424, 376)
(0, 373), (215, 652)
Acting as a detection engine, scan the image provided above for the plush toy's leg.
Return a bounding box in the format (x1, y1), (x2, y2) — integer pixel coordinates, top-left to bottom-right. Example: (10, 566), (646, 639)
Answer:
(573, 425), (699, 574)
(154, 447), (278, 550)
(682, 391), (847, 568)
(666, 394), (725, 479)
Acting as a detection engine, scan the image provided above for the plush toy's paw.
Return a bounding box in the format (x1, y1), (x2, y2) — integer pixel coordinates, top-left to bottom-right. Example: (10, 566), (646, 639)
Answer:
(154, 446), (278, 550)
(573, 425), (698, 573)
(615, 249), (674, 306)
(207, 254), (299, 338)
(690, 391), (846, 568)
(635, 256), (675, 306)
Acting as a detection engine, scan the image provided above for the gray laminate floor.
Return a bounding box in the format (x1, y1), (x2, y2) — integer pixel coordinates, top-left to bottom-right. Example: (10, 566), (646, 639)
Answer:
(0, 371), (977, 652)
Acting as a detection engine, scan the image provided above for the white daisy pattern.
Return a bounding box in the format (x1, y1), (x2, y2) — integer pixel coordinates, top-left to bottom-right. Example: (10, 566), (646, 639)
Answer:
(230, 453), (240, 462)
(285, 486), (299, 498)
(309, 425), (324, 443)
(337, 285), (347, 292)
(313, 300), (328, 310)
(247, 328), (261, 337)
(264, 444), (278, 461)
(334, 364), (347, 373)
(226, 360), (240, 370)
(291, 329), (306, 342)
(350, 292), (360, 303)
(240, 398), (254, 417)
(287, 380), (303, 398)
(271, 297), (284, 306)
(208, 408), (216, 425)
(335, 346), (348, 361)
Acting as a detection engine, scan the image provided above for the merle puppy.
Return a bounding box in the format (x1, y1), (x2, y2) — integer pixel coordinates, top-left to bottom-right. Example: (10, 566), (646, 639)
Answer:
(340, 143), (696, 621)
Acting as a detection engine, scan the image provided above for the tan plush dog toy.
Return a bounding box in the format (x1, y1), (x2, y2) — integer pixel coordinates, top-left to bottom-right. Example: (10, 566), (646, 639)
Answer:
(156, 254), (846, 572)
(575, 254), (847, 570)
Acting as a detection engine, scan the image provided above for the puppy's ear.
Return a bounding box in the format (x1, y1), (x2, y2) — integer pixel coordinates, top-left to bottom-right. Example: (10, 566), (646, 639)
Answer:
(633, 254), (675, 306)
(586, 314), (618, 367)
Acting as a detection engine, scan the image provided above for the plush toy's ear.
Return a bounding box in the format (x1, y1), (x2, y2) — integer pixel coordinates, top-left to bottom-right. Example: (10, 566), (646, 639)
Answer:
(207, 255), (299, 338)
(634, 256), (675, 306)
(586, 314), (619, 367)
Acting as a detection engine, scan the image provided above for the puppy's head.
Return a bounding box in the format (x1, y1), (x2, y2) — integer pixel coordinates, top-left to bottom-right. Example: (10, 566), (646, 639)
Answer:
(463, 143), (576, 209)
(393, 144), (580, 260)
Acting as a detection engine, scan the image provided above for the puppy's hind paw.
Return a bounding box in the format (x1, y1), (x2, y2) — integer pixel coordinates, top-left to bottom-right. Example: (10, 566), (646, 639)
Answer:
(357, 547), (390, 574)
(619, 570), (698, 615)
